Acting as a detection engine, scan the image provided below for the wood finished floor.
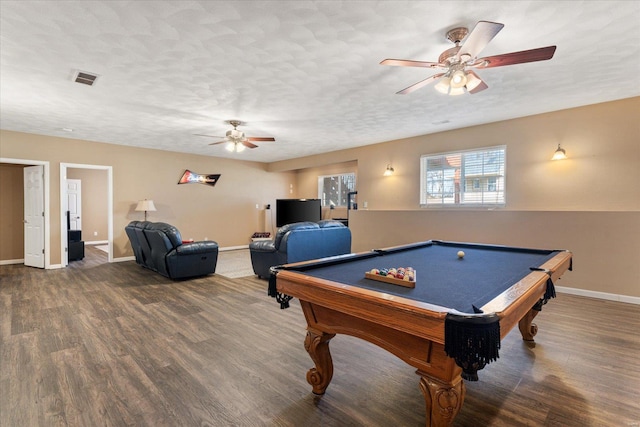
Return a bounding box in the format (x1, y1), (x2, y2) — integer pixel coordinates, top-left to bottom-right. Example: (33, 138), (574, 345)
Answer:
(1, 247), (639, 427)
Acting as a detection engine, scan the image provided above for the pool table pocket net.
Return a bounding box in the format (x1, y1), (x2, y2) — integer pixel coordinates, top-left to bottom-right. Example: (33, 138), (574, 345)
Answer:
(444, 312), (501, 381)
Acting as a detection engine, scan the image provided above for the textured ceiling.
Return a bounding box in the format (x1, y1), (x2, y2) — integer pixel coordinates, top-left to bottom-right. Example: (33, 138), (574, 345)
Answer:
(1, 1), (639, 163)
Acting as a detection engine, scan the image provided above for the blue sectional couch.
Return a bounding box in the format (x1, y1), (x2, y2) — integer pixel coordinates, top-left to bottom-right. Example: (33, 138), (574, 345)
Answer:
(249, 220), (351, 279)
(125, 221), (219, 279)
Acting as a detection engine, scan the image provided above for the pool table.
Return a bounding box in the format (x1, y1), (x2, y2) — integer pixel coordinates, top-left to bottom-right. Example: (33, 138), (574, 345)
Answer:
(268, 240), (572, 427)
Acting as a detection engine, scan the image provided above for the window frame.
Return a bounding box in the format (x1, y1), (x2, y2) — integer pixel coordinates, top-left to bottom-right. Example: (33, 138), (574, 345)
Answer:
(420, 145), (506, 208)
(317, 172), (357, 208)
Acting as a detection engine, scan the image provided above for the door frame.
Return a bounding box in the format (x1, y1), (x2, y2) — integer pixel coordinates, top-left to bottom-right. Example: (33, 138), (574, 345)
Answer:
(60, 163), (113, 267)
(0, 157), (51, 269)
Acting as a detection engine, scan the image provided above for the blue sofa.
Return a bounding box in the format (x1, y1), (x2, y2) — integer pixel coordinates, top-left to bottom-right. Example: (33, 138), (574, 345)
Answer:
(125, 221), (219, 279)
(249, 220), (351, 278)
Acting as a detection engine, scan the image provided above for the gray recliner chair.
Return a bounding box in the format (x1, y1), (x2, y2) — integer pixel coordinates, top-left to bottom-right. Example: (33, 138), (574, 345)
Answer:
(249, 220), (351, 279)
(125, 221), (219, 279)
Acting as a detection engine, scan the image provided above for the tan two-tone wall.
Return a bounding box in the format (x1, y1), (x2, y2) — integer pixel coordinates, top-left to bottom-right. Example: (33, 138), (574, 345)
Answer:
(0, 132), (297, 264)
(276, 97), (640, 301)
(1, 98), (638, 300)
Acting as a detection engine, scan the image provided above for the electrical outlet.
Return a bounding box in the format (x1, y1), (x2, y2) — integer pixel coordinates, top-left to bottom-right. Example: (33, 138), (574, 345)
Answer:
(93, 231), (98, 236)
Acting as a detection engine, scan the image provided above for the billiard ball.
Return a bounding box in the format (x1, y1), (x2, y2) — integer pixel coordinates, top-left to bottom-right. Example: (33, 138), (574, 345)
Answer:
(457, 251), (465, 258)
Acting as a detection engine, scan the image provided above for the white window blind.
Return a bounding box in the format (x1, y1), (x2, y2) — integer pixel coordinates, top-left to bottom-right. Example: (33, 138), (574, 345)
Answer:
(318, 173), (356, 207)
(420, 146), (506, 207)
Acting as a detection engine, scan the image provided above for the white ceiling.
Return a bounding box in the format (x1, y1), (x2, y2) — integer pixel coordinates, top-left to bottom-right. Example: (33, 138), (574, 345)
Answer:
(1, 1), (639, 163)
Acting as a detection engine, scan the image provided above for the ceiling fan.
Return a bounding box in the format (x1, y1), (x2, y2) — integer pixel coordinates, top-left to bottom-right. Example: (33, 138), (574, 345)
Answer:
(381, 21), (556, 96)
(195, 120), (275, 152)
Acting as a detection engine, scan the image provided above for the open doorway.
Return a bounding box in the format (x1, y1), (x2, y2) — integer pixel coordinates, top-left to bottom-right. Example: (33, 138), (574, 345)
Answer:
(60, 163), (113, 267)
(0, 158), (51, 269)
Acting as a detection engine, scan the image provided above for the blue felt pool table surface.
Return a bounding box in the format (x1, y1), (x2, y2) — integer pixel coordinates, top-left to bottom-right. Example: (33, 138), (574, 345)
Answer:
(282, 240), (560, 314)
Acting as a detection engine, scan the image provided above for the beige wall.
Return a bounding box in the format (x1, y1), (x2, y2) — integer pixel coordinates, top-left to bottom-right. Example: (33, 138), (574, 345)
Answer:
(0, 131), (295, 263)
(278, 98), (640, 299)
(1, 98), (638, 299)
(0, 164), (25, 260)
(66, 168), (109, 243)
(276, 97), (640, 212)
(348, 210), (639, 299)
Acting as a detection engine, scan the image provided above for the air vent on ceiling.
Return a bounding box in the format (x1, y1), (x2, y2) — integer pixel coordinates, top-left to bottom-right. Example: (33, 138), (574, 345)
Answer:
(73, 70), (99, 86)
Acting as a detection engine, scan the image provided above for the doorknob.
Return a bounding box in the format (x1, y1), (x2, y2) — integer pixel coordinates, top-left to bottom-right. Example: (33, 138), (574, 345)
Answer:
(24, 220), (28, 223)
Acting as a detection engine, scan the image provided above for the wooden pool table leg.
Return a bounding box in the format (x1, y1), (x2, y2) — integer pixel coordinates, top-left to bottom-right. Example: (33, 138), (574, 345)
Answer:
(304, 328), (336, 395)
(417, 371), (465, 427)
(518, 306), (540, 344)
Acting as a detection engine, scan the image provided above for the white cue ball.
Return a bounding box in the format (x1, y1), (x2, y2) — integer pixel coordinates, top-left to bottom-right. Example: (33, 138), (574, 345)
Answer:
(457, 251), (465, 258)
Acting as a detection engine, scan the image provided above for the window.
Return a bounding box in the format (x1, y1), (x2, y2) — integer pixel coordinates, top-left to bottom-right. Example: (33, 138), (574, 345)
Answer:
(318, 173), (356, 207)
(420, 146), (505, 207)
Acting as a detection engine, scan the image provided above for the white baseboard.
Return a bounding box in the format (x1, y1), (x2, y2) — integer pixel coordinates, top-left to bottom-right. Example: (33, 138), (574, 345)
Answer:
(556, 286), (640, 305)
(112, 256), (135, 263)
(0, 259), (23, 265)
(48, 264), (63, 269)
(85, 240), (109, 245)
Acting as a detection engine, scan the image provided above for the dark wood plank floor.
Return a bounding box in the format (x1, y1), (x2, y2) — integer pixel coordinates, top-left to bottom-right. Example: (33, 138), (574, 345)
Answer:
(1, 247), (639, 426)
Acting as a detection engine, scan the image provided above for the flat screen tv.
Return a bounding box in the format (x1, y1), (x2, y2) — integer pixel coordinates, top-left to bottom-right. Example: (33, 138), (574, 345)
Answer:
(276, 199), (321, 227)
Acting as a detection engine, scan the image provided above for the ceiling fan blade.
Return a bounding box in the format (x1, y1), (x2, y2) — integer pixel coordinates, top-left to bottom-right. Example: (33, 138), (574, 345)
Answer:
(468, 80), (488, 95)
(458, 21), (504, 60)
(194, 133), (225, 138)
(208, 140), (227, 146)
(380, 59), (440, 68)
(473, 46), (557, 69)
(246, 137), (275, 142)
(396, 73), (444, 95)
(242, 141), (258, 149)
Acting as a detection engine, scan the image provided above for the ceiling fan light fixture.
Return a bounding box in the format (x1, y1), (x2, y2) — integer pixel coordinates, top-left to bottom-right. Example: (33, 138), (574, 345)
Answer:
(434, 76), (451, 94)
(227, 129), (243, 140)
(226, 141), (246, 153)
(435, 69), (472, 95)
(382, 20), (557, 97)
(202, 120), (274, 151)
(448, 86), (466, 96)
(450, 69), (467, 88)
(465, 72), (482, 91)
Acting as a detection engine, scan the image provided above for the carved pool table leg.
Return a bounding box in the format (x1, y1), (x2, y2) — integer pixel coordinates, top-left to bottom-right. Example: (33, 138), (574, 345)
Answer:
(417, 371), (465, 427)
(518, 307), (540, 344)
(304, 328), (336, 395)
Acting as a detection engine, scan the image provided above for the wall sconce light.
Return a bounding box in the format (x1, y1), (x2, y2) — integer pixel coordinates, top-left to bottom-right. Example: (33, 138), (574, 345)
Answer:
(135, 199), (157, 220)
(551, 144), (567, 160)
(384, 164), (395, 176)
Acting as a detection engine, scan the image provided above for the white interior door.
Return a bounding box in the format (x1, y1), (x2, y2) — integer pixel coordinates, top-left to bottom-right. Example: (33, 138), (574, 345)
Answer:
(66, 179), (82, 230)
(24, 165), (45, 268)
